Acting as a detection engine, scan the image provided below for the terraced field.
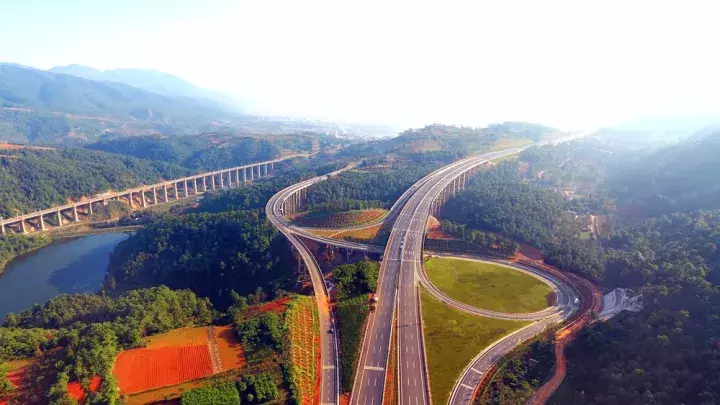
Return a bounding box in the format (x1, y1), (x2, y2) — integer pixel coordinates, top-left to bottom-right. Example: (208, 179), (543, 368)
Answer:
(295, 209), (387, 229)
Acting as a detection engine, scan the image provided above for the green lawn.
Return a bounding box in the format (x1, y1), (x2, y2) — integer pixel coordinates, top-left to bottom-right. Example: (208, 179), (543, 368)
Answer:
(421, 289), (529, 405)
(424, 257), (552, 313)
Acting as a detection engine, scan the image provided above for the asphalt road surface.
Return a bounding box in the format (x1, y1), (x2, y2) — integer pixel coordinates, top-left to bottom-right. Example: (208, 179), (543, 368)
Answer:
(351, 151), (517, 405)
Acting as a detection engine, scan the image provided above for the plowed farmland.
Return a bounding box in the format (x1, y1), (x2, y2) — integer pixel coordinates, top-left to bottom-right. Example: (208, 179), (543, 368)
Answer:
(285, 296), (320, 405)
(295, 209), (387, 229)
(114, 345), (213, 395)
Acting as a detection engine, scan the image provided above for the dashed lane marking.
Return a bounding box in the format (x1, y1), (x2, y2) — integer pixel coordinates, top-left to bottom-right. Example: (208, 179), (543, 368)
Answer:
(364, 366), (385, 371)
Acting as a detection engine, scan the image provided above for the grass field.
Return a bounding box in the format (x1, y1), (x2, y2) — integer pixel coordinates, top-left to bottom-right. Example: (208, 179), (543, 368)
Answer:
(424, 257), (552, 313)
(295, 209), (388, 229)
(421, 289), (529, 405)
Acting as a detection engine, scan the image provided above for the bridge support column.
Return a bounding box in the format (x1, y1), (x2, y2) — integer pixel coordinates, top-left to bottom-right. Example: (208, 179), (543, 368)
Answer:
(39, 215), (46, 231)
(20, 220), (26, 234)
(194, 178), (198, 194)
(263, 164), (268, 176)
(202, 177), (207, 192)
(183, 180), (188, 197)
(57, 210), (63, 226)
(88, 202), (93, 215)
(164, 185), (169, 202)
(236, 169), (241, 185)
(219, 172), (224, 188)
(73, 206), (79, 222)
(242, 167), (247, 183)
(250, 166), (255, 180)
(227, 171), (232, 187)
(211, 175), (216, 190)
(153, 188), (158, 204)
(0, 219), (5, 235)
(271, 162), (274, 170)
(141, 190), (147, 208)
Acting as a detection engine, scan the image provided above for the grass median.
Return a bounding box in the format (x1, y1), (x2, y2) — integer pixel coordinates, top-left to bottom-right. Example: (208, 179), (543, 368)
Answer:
(424, 257), (552, 313)
(421, 288), (530, 405)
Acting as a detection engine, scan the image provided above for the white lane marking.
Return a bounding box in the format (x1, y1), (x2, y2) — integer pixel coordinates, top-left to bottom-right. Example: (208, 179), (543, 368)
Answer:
(461, 383), (475, 390)
(322, 365), (335, 369)
(374, 378), (377, 387)
(364, 366), (385, 371)
(471, 367), (482, 374)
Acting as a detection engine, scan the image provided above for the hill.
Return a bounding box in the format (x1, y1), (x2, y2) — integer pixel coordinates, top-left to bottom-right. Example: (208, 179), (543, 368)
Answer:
(0, 64), (235, 144)
(340, 122), (559, 161)
(49, 64), (242, 113)
(608, 128), (720, 215)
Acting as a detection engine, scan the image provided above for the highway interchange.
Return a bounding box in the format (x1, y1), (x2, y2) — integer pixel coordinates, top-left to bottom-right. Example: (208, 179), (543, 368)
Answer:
(266, 142), (591, 405)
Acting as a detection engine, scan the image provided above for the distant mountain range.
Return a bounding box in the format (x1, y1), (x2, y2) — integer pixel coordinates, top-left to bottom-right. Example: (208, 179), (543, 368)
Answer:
(0, 63), (239, 144)
(49, 64), (243, 113)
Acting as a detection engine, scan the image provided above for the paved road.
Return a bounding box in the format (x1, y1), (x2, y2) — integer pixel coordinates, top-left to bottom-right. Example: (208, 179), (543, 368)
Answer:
(266, 170), (349, 405)
(351, 151), (518, 405)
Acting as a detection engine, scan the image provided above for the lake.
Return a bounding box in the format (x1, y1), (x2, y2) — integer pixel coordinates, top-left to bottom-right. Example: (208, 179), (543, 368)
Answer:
(0, 232), (130, 320)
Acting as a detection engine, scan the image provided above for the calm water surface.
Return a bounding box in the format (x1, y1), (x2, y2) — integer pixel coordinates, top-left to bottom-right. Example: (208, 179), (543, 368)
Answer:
(0, 232), (130, 319)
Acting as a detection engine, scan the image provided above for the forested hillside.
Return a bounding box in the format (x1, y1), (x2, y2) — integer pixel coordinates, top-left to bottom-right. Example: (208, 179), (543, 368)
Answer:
(551, 210), (720, 405)
(107, 210), (294, 308)
(0, 64), (233, 144)
(442, 161), (605, 281)
(305, 162), (436, 214)
(608, 130), (720, 216)
(339, 123), (555, 160)
(0, 147), (189, 217)
(86, 134), (288, 170)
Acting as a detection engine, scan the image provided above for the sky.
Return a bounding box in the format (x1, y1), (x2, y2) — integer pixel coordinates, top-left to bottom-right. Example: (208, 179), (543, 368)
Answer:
(1, 0), (719, 131)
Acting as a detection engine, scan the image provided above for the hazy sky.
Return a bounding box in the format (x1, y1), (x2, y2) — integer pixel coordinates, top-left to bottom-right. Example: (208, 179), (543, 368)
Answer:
(1, 0), (719, 130)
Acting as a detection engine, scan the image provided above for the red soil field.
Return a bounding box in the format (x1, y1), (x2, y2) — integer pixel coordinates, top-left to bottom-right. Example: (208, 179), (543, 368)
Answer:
(67, 376), (101, 402)
(214, 325), (247, 371)
(244, 297), (292, 316)
(114, 345), (213, 395)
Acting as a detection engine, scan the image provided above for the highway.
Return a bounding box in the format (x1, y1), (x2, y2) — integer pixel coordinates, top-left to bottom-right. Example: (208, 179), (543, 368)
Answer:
(351, 151), (518, 405)
(266, 170), (347, 405)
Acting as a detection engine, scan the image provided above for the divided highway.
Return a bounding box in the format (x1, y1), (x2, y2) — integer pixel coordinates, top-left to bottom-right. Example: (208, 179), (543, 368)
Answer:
(351, 151), (519, 405)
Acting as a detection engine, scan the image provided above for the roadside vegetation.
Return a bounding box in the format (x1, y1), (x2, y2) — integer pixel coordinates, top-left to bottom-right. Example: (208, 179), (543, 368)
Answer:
(476, 338), (555, 405)
(424, 257), (552, 313)
(332, 260), (379, 392)
(284, 296), (319, 405)
(421, 289), (529, 405)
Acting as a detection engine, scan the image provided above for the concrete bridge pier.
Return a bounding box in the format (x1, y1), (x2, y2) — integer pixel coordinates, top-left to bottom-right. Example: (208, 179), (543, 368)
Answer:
(194, 178), (198, 194)
(250, 166), (255, 181)
(153, 188), (158, 205)
(164, 185), (169, 202)
(242, 167), (247, 183)
(39, 215), (46, 231)
(57, 210), (63, 227)
(202, 177), (207, 192)
(73, 206), (79, 222)
(141, 191), (147, 208)
(20, 220), (26, 234)
(0, 219), (5, 235)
